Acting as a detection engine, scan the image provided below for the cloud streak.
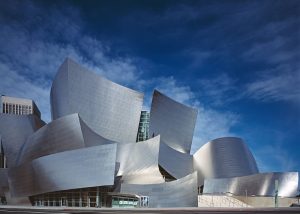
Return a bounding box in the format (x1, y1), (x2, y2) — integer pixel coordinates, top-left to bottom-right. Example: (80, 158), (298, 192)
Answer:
(0, 0), (239, 154)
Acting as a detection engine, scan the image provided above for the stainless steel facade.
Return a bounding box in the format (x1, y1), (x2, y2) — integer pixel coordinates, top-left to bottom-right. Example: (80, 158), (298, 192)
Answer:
(0, 58), (298, 208)
(193, 137), (259, 186)
(203, 172), (299, 197)
(0, 114), (45, 167)
(149, 90), (198, 154)
(159, 142), (193, 179)
(121, 172), (198, 207)
(50, 58), (143, 144)
(116, 135), (164, 184)
(9, 144), (117, 197)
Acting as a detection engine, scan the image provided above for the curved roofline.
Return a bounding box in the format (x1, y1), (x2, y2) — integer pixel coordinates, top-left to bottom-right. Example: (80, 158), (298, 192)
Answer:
(51, 57), (144, 97)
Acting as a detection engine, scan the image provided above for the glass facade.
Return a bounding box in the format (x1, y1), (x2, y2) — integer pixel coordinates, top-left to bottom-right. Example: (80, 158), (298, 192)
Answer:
(136, 111), (150, 142)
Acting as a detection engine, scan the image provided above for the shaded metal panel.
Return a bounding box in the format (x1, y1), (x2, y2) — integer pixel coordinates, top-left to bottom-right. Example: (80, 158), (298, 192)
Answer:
(121, 172), (198, 207)
(8, 144), (117, 197)
(78, 116), (116, 147)
(159, 142), (193, 179)
(116, 135), (164, 184)
(0, 114), (44, 167)
(203, 172), (299, 197)
(50, 58), (143, 144)
(50, 59), (69, 120)
(17, 114), (85, 165)
(193, 137), (258, 186)
(149, 90), (198, 153)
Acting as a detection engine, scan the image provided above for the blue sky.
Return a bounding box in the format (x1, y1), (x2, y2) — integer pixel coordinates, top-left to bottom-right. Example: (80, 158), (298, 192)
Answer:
(0, 0), (299, 173)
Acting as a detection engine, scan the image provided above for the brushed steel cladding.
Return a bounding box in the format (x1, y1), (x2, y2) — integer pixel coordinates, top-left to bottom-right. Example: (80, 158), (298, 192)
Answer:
(116, 135), (164, 184)
(159, 142), (193, 179)
(149, 90), (198, 153)
(50, 58), (143, 144)
(0, 114), (45, 167)
(17, 113), (114, 165)
(121, 172), (198, 207)
(193, 137), (259, 186)
(8, 144), (117, 197)
(203, 172), (299, 197)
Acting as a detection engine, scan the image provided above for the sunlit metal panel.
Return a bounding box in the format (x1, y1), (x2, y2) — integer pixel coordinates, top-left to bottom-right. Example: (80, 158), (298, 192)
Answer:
(149, 90), (198, 154)
(8, 144), (117, 197)
(193, 137), (258, 186)
(116, 135), (164, 184)
(159, 142), (193, 179)
(50, 58), (143, 144)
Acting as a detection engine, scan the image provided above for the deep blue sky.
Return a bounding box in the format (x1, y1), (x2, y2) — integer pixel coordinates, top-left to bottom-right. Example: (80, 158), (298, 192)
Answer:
(0, 0), (299, 173)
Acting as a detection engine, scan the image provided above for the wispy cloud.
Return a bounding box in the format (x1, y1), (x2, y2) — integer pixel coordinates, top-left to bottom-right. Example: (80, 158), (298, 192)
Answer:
(245, 67), (300, 104)
(0, 1), (143, 122)
(0, 0), (240, 154)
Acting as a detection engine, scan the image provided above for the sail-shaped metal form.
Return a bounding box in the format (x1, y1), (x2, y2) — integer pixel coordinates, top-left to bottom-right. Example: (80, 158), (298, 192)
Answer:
(16, 113), (114, 165)
(149, 90), (198, 154)
(116, 135), (164, 184)
(9, 144), (117, 197)
(193, 137), (259, 186)
(159, 142), (193, 179)
(50, 58), (143, 144)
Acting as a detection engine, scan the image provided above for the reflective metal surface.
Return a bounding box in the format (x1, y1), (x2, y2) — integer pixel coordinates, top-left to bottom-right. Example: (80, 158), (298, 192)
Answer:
(203, 172), (299, 197)
(50, 58), (143, 144)
(116, 135), (164, 184)
(193, 137), (259, 186)
(17, 113), (114, 165)
(159, 142), (193, 179)
(121, 172), (198, 207)
(0, 58), (297, 208)
(0, 114), (45, 167)
(149, 90), (198, 153)
(9, 144), (117, 197)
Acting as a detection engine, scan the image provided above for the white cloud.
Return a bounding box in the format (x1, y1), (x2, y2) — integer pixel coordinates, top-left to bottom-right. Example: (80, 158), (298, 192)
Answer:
(245, 67), (300, 104)
(0, 2), (142, 122)
(0, 1), (240, 154)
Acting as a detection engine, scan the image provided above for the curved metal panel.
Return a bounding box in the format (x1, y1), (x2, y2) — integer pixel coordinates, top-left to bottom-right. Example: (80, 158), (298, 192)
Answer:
(0, 114), (45, 167)
(159, 142), (193, 179)
(8, 144), (117, 197)
(203, 172), (299, 197)
(193, 137), (259, 186)
(149, 90), (198, 153)
(121, 172), (198, 207)
(116, 135), (164, 184)
(17, 113), (114, 165)
(50, 58), (143, 144)
(17, 114), (84, 165)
